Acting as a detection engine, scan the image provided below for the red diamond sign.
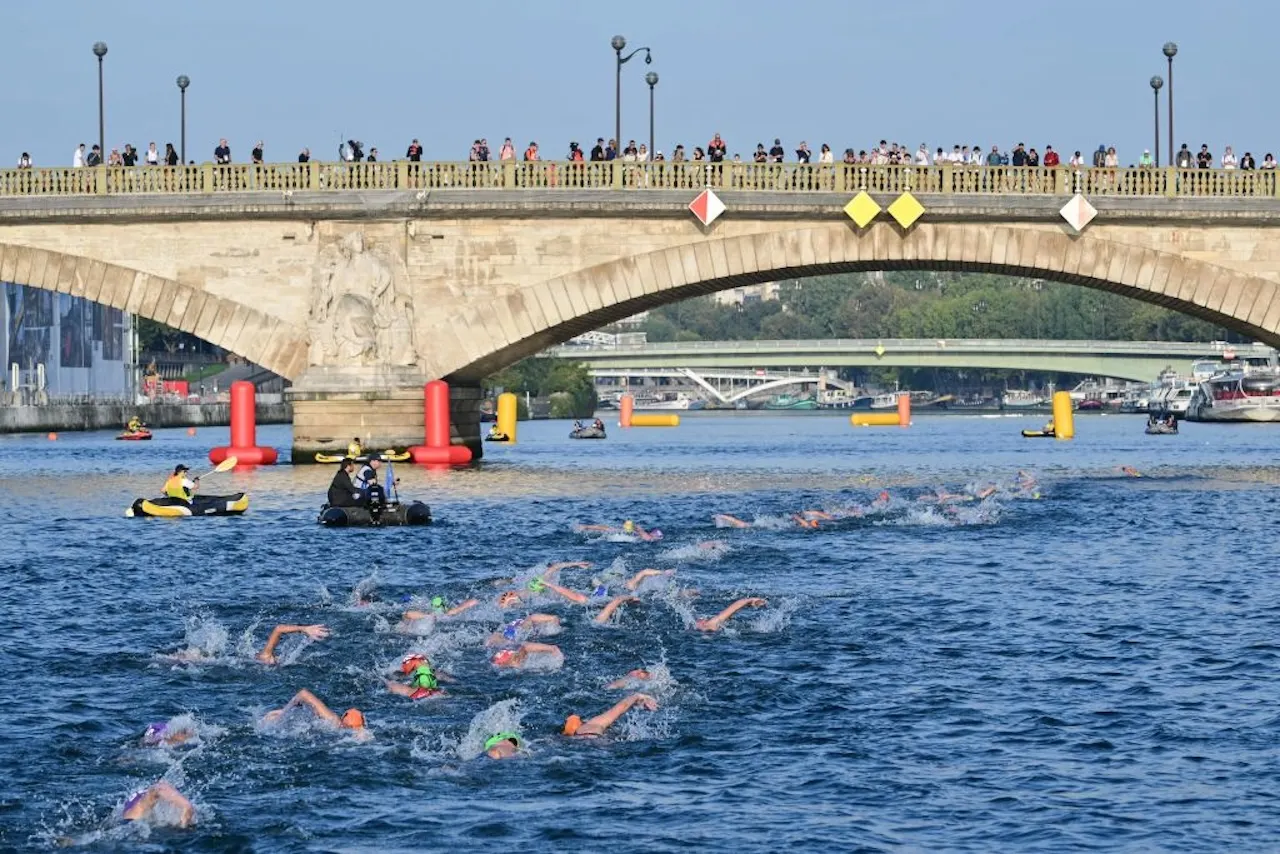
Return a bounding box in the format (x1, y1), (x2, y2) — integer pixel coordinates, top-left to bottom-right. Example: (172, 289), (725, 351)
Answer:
(689, 189), (725, 226)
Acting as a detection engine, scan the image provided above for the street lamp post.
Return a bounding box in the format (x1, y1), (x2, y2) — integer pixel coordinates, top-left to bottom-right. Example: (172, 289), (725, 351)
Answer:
(92, 42), (108, 162)
(644, 71), (659, 159)
(611, 35), (651, 154)
(1163, 42), (1178, 166)
(1150, 76), (1163, 167)
(176, 75), (190, 162)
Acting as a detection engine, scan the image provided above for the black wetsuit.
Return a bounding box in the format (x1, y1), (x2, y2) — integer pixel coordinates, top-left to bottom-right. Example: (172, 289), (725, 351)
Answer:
(327, 469), (363, 507)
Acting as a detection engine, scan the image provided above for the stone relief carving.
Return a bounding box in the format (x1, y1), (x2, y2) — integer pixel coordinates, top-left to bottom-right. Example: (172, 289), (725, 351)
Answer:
(308, 230), (417, 367)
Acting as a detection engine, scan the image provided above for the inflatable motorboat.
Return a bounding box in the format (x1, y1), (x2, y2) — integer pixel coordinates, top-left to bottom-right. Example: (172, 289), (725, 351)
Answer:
(570, 426), (606, 439)
(485, 431), (511, 442)
(318, 501), (432, 527)
(117, 430), (153, 441)
(127, 492), (249, 518)
(1145, 422), (1178, 435)
(1021, 430), (1056, 439)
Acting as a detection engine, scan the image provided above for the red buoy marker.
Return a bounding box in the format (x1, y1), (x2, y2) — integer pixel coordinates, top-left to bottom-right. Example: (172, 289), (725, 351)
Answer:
(209, 380), (277, 465)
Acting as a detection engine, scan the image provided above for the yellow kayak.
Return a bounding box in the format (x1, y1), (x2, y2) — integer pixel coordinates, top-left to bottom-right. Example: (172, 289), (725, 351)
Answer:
(1021, 430), (1056, 438)
(127, 493), (249, 517)
(315, 451), (411, 463)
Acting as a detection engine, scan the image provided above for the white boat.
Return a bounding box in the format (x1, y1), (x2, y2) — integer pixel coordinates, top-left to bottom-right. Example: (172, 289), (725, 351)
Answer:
(870, 392), (901, 410)
(1002, 390), (1047, 409)
(816, 389), (873, 410)
(1186, 363), (1280, 423)
(633, 392), (706, 411)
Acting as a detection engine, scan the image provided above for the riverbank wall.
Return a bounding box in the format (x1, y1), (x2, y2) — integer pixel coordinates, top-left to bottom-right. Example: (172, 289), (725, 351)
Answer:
(0, 402), (292, 434)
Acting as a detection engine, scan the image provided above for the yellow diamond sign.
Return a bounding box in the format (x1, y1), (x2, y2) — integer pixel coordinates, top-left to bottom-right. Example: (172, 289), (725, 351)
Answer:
(874, 344), (886, 357)
(843, 191), (881, 228)
(888, 192), (925, 228)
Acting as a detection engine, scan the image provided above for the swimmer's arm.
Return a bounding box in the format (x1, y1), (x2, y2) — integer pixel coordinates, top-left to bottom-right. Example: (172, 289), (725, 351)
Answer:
(154, 782), (195, 827)
(541, 580), (589, 605)
(400, 610), (429, 622)
(802, 510), (834, 520)
(544, 561), (592, 576)
(698, 597), (767, 631)
(605, 669), (653, 689)
(625, 568), (671, 590)
(520, 641), (562, 655)
(257, 624), (330, 664)
(384, 680), (416, 697)
(279, 688), (342, 726)
(582, 692), (658, 734)
(594, 595), (640, 624)
(444, 599), (479, 616)
(526, 613), (560, 626)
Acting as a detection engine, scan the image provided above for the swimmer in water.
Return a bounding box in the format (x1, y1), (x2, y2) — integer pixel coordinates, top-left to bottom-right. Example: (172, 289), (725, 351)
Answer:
(486, 614), (561, 647)
(577, 521), (660, 541)
(255, 624), (330, 665)
(625, 568), (674, 591)
(398, 596), (481, 628)
(121, 781), (196, 828)
(1121, 466), (1142, 477)
(695, 597), (768, 632)
(792, 510), (833, 528)
(605, 668), (653, 689)
(140, 721), (196, 747)
(562, 693), (658, 737)
(594, 595), (640, 625)
(385, 653), (450, 700)
(483, 732), (523, 760)
(491, 641), (562, 670)
(713, 513), (752, 528)
(263, 689), (370, 740)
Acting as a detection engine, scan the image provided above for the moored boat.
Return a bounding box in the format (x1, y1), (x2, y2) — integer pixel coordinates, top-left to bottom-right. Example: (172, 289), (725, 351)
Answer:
(1186, 368), (1280, 423)
(127, 492), (249, 518)
(116, 430), (153, 441)
(318, 501), (432, 527)
(764, 393), (818, 411)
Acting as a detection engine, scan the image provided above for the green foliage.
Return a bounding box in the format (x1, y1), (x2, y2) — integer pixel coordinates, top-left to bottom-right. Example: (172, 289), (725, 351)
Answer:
(486, 357), (597, 419)
(631, 272), (1235, 344)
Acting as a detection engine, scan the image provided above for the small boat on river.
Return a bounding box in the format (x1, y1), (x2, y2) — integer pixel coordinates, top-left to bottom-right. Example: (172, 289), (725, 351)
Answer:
(570, 425), (607, 439)
(318, 501), (432, 527)
(127, 492), (249, 518)
(116, 429), (153, 441)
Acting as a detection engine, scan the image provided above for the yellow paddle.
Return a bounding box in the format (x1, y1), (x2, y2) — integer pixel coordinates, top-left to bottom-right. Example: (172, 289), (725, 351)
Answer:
(195, 456), (239, 479)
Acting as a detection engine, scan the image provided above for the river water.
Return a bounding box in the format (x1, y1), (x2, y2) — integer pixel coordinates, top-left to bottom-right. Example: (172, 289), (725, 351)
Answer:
(2, 412), (1279, 851)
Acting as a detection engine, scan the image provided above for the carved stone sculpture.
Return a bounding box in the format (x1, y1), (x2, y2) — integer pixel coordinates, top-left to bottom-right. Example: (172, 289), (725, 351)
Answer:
(308, 230), (417, 367)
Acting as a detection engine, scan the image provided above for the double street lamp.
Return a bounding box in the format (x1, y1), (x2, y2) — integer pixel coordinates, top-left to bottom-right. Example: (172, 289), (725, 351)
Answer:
(92, 41), (108, 162)
(645, 71), (658, 159)
(177, 75), (190, 163)
(611, 35), (651, 155)
(1150, 75), (1163, 166)
(1163, 42), (1178, 166)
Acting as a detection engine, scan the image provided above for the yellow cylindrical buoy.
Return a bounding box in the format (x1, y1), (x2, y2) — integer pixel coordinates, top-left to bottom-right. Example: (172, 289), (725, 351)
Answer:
(496, 392), (518, 443)
(896, 392), (911, 427)
(619, 394), (634, 428)
(851, 412), (901, 427)
(630, 414), (680, 427)
(1052, 391), (1074, 440)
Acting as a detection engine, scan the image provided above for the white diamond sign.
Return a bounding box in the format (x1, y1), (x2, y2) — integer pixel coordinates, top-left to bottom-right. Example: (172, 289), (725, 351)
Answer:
(689, 189), (725, 226)
(1060, 194), (1097, 232)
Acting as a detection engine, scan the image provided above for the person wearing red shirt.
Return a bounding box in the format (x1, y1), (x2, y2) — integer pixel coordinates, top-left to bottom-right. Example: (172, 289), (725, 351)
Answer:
(1043, 146), (1061, 168)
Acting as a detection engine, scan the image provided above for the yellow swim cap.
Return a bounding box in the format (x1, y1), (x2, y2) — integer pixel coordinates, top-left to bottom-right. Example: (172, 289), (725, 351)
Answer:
(623, 520), (635, 533)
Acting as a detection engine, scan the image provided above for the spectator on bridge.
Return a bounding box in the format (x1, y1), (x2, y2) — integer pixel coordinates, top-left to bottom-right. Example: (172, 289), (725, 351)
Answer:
(499, 138), (515, 160)
(1241, 152), (1256, 170)
(1092, 145), (1107, 168)
(707, 133), (727, 162)
(469, 140), (482, 161)
(1026, 148), (1040, 167)
(347, 140), (364, 162)
(1011, 143), (1027, 167)
(1222, 146), (1238, 169)
(795, 141), (811, 164)
(1069, 150), (1084, 168)
(1043, 146), (1060, 167)
(970, 146), (983, 166)
(72, 143), (85, 167)
(819, 143), (833, 164)
(960, 145), (972, 164)
(109, 148), (124, 166)
(768, 138), (784, 162)
(406, 139), (422, 161)
(637, 143), (649, 162)
(985, 145), (1001, 166)
(672, 144), (685, 162)
(477, 139), (490, 161)
(915, 143), (929, 165)
(367, 147), (378, 163)
(568, 141), (584, 161)
(691, 147), (705, 161)
(753, 143), (767, 163)
(606, 138), (618, 160)
(165, 143), (179, 166)
(122, 145), (138, 167)
(1176, 143), (1193, 168)
(86, 144), (102, 167)
(1105, 147), (1119, 168)
(1139, 149), (1153, 167)
(523, 141), (539, 161)
(252, 141), (264, 164)
(1263, 154), (1276, 170)
(17, 152), (31, 168)
(145, 142), (159, 165)
(653, 150), (665, 162)
(590, 138), (605, 161)
(297, 147), (310, 163)
(214, 139), (231, 164)
(1197, 144), (1213, 168)
(622, 140), (638, 161)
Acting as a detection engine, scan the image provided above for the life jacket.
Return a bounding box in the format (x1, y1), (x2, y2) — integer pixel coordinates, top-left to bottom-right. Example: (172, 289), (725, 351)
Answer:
(571, 149), (584, 162)
(163, 474), (190, 501)
(347, 441), (362, 457)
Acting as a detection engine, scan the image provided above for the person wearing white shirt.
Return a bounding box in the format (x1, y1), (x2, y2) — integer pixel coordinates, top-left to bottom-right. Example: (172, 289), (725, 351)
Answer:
(636, 143), (649, 162)
(818, 144), (833, 164)
(1104, 148), (1119, 168)
(73, 144), (85, 167)
(145, 142), (159, 165)
(915, 144), (929, 165)
(1222, 146), (1238, 169)
(1069, 151), (1084, 167)
(969, 146), (983, 166)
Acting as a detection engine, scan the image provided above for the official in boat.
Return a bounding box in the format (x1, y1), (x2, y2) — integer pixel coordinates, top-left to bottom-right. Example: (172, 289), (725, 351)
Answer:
(163, 464), (199, 504)
(327, 458), (364, 508)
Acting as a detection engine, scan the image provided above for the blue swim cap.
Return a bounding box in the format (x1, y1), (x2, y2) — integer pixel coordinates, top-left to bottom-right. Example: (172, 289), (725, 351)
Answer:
(142, 722), (168, 745)
(592, 585), (609, 598)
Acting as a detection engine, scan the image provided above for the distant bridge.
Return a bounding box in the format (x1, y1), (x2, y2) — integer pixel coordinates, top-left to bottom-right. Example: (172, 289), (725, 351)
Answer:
(547, 339), (1276, 383)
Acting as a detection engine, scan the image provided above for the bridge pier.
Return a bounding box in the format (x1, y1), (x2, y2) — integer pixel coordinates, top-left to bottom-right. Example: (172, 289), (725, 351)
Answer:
(286, 368), (483, 463)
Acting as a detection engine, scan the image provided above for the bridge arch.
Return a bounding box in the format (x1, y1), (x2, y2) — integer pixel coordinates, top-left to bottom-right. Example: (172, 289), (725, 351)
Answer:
(0, 242), (307, 379)
(435, 222), (1280, 382)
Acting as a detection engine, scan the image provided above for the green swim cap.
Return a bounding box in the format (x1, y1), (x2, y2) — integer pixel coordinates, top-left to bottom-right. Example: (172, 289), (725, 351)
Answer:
(431, 595), (446, 612)
(484, 732), (521, 751)
(412, 664), (437, 689)
(527, 578), (546, 593)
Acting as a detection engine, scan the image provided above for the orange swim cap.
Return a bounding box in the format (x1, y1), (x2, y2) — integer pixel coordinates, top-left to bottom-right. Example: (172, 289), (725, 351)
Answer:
(563, 714), (583, 736)
(400, 654), (427, 674)
(492, 649), (515, 667)
(341, 708), (366, 729)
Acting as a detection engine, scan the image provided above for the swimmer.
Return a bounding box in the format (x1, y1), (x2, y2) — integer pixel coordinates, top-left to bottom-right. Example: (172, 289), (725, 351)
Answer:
(527, 576), (595, 605)
(398, 597), (480, 628)
(255, 624), (330, 665)
(263, 689), (370, 740)
(593, 595), (640, 625)
(491, 641), (562, 670)
(605, 668), (653, 689)
(121, 781), (195, 828)
(792, 509), (833, 528)
(483, 732), (523, 760)
(385, 654), (450, 700)
(695, 597), (768, 632)
(713, 513), (752, 528)
(485, 614), (561, 647)
(974, 485), (998, 500)
(625, 568), (674, 591)
(562, 693), (658, 738)
(579, 521), (660, 540)
(140, 721), (195, 747)
(1121, 465), (1142, 477)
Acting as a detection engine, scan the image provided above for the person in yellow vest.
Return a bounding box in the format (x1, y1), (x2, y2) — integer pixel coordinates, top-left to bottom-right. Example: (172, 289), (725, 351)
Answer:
(164, 464), (199, 503)
(347, 437), (363, 458)
(126, 415), (144, 433)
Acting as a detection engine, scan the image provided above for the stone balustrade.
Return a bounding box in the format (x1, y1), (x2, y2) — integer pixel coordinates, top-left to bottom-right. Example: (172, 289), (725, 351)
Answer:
(2, 161), (1279, 198)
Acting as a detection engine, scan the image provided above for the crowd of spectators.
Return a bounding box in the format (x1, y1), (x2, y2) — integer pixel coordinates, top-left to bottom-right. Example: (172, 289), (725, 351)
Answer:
(11, 136), (1277, 172)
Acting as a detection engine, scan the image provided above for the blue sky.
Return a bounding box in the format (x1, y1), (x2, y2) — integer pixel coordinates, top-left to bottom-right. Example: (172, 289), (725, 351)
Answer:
(2, 0), (1273, 167)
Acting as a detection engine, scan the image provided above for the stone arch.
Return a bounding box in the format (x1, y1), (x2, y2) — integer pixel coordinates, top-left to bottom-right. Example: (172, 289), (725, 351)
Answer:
(0, 242), (308, 380)
(433, 222), (1280, 382)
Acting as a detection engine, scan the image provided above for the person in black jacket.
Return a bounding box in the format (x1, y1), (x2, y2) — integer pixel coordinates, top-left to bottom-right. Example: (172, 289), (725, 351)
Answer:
(327, 459), (363, 507)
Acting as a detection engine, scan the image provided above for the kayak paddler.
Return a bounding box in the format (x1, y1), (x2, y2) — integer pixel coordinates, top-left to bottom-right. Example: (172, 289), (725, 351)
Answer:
(163, 464), (198, 503)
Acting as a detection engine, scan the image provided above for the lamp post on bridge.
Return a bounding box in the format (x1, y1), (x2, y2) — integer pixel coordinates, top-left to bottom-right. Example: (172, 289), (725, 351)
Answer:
(611, 35), (651, 155)
(644, 71), (658, 160)
(176, 75), (190, 163)
(1163, 42), (1178, 166)
(1150, 75), (1163, 167)
(92, 41), (108, 163)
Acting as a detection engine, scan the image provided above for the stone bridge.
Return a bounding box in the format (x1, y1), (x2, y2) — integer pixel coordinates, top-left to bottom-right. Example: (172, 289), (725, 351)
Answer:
(2, 161), (1279, 459)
